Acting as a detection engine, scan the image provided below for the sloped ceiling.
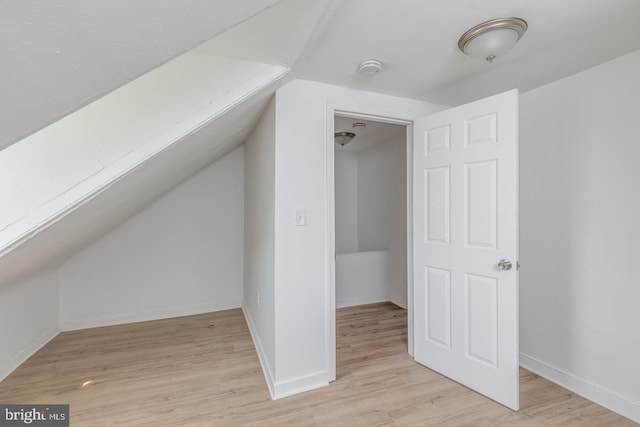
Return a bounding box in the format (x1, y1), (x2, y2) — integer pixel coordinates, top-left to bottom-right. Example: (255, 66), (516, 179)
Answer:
(0, 0), (335, 285)
(0, 83), (277, 285)
(0, 54), (288, 277)
(2, 0), (640, 284)
(0, 0), (280, 149)
(3, 0), (640, 151)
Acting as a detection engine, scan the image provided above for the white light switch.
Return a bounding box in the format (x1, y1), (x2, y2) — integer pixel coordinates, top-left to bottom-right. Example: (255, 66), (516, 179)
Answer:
(296, 209), (306, 226)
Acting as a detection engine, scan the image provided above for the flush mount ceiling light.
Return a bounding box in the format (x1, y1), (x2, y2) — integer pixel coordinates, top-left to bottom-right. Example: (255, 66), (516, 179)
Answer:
(358, 59), (383, 75)
(458, 17), (528, 63)
(335, 132), (356, 146)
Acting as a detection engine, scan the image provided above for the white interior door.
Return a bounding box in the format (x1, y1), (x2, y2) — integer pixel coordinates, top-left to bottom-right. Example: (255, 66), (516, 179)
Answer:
(412, 90), (519, 410)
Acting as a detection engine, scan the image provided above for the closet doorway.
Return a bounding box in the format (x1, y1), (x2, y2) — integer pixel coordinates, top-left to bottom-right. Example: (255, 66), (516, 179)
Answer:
(333, 113), (409, 356)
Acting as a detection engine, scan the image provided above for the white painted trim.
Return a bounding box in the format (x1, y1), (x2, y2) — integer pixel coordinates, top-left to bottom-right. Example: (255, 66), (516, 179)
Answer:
(388, 297), (408, 310)
(336, 295), (390, 309)
(272, 370), (329, 400)
(335, 111), (412, 126)
(520, 353), (640, 424)
(242, 303), (276, 399)
(405, 124), (415, 357)
(243, 303), (328, 401)
(60, 299), (242, 331)
(327, 106), (414, 372)
(326, 101), (337, 382)
(0, 327), (59, 383)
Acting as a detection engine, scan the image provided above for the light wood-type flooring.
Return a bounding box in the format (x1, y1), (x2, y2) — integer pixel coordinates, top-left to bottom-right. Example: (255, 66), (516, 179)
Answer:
(0, 303), (635, 426)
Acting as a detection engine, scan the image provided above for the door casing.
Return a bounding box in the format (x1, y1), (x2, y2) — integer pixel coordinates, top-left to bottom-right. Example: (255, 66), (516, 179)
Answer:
(327, 104), (416, 382)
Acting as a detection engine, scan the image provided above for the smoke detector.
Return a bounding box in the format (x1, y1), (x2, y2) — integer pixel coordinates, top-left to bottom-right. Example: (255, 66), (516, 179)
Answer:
(358, 59), (383, 75)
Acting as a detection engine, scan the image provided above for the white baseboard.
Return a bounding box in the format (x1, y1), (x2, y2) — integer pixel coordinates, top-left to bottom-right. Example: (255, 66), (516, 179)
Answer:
(0, 327), (59, 383)
(520, 353), (640, 424)
(337, 296), (408, 310)
(388, 296), (407, 310)
(242, 303), (276, 399)
(242, 303), (329, 400)
(272, 370), (328, 400)
(60, 299), (242, 331)
(336, 294), (389, 309)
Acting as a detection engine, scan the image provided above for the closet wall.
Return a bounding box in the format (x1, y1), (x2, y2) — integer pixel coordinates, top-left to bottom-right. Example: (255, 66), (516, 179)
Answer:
(335, 119), (407, 308)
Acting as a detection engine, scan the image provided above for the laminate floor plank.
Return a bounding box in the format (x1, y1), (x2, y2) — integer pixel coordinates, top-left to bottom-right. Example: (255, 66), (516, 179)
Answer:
(0, 303), (635, 426)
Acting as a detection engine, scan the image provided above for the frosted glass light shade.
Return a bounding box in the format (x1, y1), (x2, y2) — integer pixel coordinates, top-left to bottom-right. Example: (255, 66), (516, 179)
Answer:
(335, 132), (355, 146)
(464, 28), (519, 61)
(458, 17), (528, 63)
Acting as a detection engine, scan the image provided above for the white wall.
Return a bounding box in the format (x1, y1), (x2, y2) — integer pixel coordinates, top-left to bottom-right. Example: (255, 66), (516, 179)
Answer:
(358, 143), (390, 251)
(271, 79), (441, 398)
(519, 49), (640, 422)
(243, 98), (277, 395)
(334, 151), (358, 254)
(386, 138), (408, 308)
(358, 138), (407, 308)
(59, 146), (245, 330)
(334, 137), (408, 308)
(0, 268), (59, 382)
(336, 251), (390, 308)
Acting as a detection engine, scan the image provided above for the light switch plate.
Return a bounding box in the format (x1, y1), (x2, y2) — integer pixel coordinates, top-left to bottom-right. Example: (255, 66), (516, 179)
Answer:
(296, 209), (306, 226)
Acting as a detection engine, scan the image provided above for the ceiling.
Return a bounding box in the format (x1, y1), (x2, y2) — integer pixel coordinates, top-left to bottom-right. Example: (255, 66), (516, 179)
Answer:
(0, 74), (281, 286)
(292, 0), (640, 106)
(4, 0), (640, 151)
(335, 116), (405, 153)
(3, 0), (640, 149)
(2, 0), (640, 283)
(0, 0), (280, 149)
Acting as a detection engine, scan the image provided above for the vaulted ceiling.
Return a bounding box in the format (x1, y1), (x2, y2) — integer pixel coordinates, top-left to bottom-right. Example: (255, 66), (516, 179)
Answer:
(3, 0), (640, 150)
(0, 0), (280, 149)
(1, 0), (640, 284)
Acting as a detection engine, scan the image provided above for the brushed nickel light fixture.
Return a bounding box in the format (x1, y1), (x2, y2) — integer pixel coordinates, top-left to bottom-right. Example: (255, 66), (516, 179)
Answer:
(458, 17), (528, 63)
(335, 132), (356, 146)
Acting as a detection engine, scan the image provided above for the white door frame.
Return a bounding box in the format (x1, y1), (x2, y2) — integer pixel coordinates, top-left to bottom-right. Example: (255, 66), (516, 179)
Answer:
(326, 103), (415, 381)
